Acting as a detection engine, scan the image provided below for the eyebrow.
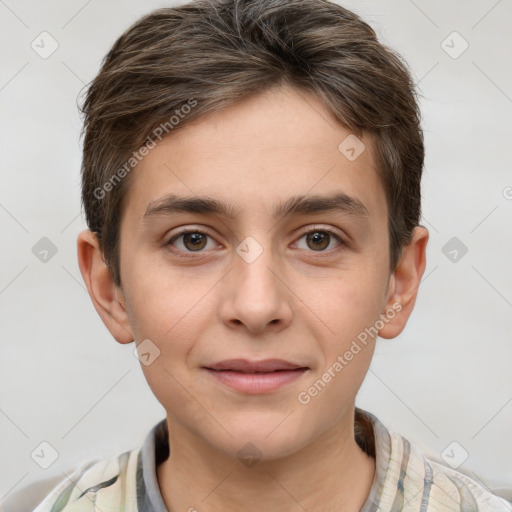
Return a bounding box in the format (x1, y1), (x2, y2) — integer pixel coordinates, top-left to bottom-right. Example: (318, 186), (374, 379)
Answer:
(143, 192), (370, 223)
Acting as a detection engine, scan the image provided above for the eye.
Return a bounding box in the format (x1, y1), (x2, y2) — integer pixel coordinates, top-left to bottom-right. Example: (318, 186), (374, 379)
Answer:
(294, 228), (344, 252)
(167, 229), (217, 253)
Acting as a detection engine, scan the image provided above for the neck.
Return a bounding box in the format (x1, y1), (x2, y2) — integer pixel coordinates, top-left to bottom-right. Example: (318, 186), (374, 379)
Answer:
(156, 410), (376, 512)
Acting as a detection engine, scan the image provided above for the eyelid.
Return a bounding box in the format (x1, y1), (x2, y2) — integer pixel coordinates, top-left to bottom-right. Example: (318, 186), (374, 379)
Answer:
(167, 225), (214, 240)
(296, 224), (346, 242)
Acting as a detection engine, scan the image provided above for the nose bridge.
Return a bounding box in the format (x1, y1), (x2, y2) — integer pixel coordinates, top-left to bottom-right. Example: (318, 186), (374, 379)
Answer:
(221, 234), (292, 332)
(235, 234), (280, 300)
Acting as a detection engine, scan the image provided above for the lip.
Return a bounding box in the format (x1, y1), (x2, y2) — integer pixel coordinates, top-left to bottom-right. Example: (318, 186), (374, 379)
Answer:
(203, 359), (309, 394)
(206, 358), (306, 372)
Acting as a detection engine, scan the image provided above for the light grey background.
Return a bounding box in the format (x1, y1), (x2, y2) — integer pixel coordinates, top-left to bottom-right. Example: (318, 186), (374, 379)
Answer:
(1, 0), (511, 507)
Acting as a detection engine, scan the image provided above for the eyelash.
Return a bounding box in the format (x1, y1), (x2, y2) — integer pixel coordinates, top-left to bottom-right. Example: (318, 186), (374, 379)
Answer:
(165, 226), (346, 257)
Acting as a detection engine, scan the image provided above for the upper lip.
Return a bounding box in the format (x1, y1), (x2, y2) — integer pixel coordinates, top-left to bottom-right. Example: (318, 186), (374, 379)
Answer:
(205, 359), (308, 373)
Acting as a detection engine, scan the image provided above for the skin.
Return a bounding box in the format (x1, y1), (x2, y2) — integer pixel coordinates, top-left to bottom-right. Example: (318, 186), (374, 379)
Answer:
(78, 84), (428, 512)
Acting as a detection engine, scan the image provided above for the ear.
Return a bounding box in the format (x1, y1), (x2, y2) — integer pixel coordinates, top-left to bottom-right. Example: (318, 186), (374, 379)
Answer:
(378, 226), (429, 339)
(77, 229), (134, 344)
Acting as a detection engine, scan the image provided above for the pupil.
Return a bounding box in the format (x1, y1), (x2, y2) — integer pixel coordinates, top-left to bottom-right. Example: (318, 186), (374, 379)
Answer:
(185, 232), (206, 251)
(307, 231), (329, 251)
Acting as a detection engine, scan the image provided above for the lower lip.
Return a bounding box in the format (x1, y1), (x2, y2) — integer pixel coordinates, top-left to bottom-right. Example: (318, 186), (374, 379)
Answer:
(204, 368), (308, 394)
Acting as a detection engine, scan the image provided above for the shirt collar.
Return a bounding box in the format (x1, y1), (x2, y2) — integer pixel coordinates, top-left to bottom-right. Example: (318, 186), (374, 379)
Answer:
(137, 407), (391, 512)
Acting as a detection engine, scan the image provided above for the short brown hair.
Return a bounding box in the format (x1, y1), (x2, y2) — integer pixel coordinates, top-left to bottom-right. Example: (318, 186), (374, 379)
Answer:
(80, 0), (424, 287)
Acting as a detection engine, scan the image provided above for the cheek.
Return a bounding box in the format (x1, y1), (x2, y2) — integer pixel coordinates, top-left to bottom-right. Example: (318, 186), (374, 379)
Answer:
(122, 253), (213, 341)
(126, 272), (215, 418)
(308, 268), (388, 344)
(295, 278), (381, 423)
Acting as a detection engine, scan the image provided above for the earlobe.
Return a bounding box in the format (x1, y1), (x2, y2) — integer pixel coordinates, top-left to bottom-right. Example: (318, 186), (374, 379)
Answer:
(378, 226), (429, 339)
(77, 229), (134, 344)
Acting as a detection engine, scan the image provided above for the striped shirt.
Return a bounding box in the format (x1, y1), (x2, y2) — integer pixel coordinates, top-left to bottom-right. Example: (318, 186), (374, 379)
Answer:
(33, 408), (511, 511)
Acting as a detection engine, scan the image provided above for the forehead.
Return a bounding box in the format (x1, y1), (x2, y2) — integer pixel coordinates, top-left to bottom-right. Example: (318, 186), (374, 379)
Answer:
(121, 86), (386, 224)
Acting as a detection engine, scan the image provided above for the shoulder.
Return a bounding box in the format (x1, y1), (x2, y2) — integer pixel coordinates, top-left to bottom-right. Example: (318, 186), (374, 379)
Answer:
(358, 409), (511, 511)
(31, 448), (141, 512)
(425, 455), (512, 512)
(387, 429), (511, 511)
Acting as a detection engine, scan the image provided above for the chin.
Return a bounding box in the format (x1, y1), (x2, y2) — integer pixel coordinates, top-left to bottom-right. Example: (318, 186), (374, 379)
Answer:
(214, 417), (311, 463)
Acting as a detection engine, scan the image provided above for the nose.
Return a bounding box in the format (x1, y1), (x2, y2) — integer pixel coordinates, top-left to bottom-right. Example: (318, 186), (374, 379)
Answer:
(218, 242), (293, 335)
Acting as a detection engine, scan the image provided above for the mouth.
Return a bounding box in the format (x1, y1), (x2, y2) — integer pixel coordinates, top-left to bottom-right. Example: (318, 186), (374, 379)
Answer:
(203, 359), (309, 394)
(205, 358), (308, 373)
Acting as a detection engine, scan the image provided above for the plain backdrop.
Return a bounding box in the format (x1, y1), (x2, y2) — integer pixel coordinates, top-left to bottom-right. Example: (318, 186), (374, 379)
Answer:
(1, 0), (511, 506)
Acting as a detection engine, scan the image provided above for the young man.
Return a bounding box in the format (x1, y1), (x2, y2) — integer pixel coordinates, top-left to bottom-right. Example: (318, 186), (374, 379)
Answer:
(33, 0), (510, 510)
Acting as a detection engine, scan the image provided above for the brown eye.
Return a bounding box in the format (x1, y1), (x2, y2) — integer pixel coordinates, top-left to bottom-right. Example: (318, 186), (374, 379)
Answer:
(182, 232), (207, 251)
(294, 229), (343, 252)
(168, 230), (215, 253)
(306, 231), (330, 251)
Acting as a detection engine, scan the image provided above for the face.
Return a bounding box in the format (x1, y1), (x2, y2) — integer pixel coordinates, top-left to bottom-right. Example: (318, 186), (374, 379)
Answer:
(114, 85), (396, 459)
